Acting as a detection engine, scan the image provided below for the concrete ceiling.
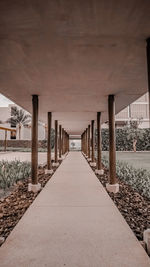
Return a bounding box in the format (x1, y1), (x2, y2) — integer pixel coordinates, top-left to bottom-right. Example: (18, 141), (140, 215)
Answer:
(0, 0), (149, 134)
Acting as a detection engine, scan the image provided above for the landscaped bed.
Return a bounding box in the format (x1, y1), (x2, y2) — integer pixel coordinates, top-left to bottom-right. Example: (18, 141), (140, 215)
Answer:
(97, 169), (150, 241)
(89, 160), (150, 242)
(0, 161), (61, 246)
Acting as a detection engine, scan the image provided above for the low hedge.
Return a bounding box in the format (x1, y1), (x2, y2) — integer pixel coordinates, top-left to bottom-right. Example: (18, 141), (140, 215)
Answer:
(100, 128), (150, 151)
(102, 156), (150, 199)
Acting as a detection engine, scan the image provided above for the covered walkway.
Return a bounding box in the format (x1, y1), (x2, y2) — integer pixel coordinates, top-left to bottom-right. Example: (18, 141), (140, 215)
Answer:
(0, 152), (149, 267)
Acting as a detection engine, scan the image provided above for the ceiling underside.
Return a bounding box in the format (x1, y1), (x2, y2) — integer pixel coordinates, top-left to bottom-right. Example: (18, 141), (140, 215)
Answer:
(0, 0), (150, 134)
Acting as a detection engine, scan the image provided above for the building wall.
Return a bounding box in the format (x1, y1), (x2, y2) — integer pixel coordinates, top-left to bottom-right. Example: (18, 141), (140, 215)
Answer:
(115, 93), (149, 128)
(0, 104), (46, 140)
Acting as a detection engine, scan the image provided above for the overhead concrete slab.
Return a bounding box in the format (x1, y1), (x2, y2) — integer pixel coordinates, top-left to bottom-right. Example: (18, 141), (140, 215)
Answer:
(0, 152), (149, 267)
(0, 1), (150, 134)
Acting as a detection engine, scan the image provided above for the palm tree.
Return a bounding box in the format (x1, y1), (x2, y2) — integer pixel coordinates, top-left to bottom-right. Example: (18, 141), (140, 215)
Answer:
(7, 106), (31, 140)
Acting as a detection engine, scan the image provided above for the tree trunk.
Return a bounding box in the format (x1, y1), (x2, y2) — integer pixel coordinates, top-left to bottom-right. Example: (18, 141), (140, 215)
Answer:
(19, 125), (21, 140)
(133, 139), (137, 152)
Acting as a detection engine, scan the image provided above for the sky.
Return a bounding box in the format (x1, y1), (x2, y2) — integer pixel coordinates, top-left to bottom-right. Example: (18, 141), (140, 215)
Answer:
(0, 94), (14, 107)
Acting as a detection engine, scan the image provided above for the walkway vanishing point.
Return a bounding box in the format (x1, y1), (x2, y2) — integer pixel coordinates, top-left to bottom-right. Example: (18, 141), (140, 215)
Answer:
(0, 152), (149, 267)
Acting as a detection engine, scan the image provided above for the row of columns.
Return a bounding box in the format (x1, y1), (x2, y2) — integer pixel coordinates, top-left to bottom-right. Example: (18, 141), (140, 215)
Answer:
(28, 39), (150, 194)
(53, 120), (69, 166)
(81, 94), (119, 193)
(28, 97), (69, 192)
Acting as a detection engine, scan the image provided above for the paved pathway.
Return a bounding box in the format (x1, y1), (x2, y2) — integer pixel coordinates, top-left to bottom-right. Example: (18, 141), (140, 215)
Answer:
(0, 152), (149, 267)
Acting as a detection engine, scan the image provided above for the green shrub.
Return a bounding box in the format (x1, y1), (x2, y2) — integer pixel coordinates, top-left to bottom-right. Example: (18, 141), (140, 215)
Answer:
(100, 128), (150, 151)
(0, 160), (31, 190)
(102, 155), (150, 199)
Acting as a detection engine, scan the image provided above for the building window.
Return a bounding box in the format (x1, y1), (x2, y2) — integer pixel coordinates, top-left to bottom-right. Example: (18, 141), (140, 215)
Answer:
(11, 130), (16, 139)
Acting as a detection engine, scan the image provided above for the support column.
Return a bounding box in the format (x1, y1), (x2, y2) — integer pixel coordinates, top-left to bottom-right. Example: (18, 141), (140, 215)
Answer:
(81, 133), (83, 152)
(95, 112), (104, 175)
(4, 130), (7, 152)
(64, 130), (66, 154)
(147, 38), (150, 125)
(83, 131), (85, 154)
(90, 120), (96, 167)
(106, 95), (119, 193)
(82, 132), (84, 154)
(62, 128), (64, 155)
(84, 128), (88, 158)
(59, 125), (62, 160)
(53, 120), (59, 167)
(87, 125), (91, 161)
(45, 112), (53, 174)
(144, 39), (150, 247)
(67, 133), (69, 152)
(28, 95), (41, 192)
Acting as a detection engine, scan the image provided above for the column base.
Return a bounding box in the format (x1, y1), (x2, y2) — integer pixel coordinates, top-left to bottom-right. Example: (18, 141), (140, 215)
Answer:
(45, 169), (54, 175)
(90, 162), (96, 167)
(59, 157), (63, 160)
(95, 169), (104, 175)
(106, 183), (119, 193)
(52, 162), (59, 167)
(39, 162), (47, 168)
(28, 183), (41, 193)
(87, 158), (92, 162)
(143, 229), (150, 255)
(85, 155), (88, 158)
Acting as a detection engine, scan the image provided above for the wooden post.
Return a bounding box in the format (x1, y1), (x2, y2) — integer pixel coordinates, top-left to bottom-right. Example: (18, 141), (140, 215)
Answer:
(31, 95), (38, 184)
(63, 129), (65, 155)
(65, 131), (67, 154)
(146, 38), (150, 124)
(47, 112), (52, 170)
(84, 129), (87, 156)
(88, 125), (90, 159)
(108, 95), (116, 184)
(82, 132), (84, 153)
(4, 130), (7, 152)
(62, 128), (64, 155)
(55, 120), (58, 163)
(59, 125), (62, 159)
(28, 95), (41, 192)
(106, 95), (119, 193)
(97, 112), (102, 170)
(91, 120), (95, 162)
(84, 130), (86, 155)
(67, 133), (69, 152)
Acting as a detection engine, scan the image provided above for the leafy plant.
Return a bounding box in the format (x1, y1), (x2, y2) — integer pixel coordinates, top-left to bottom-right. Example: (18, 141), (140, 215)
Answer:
(102, 155), (150, 199)
(99, 128), (150, 151)
(0, 160), (31, 191)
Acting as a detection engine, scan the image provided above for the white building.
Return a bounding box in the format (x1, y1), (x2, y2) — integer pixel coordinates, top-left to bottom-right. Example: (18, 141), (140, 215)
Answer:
(0, 104), (46, 140)
(115, 93), (149, 128)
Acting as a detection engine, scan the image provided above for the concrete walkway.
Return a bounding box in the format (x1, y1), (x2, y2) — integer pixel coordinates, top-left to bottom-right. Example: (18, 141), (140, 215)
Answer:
(0, 152), (149, 267)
